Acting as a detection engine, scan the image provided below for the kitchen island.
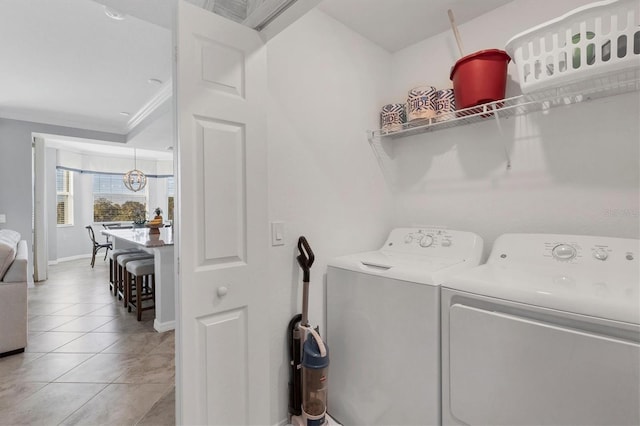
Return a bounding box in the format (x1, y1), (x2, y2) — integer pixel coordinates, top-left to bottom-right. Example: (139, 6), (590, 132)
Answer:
(102, 227), (175, 332)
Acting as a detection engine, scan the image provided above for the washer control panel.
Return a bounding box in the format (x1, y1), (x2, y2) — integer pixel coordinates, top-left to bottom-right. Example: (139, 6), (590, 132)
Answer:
(546, 241), (585, 263)
(382, 227), (483, 261)
(490, 234), (639, 268)
(401, 229), (451, 249)
(552, 243), (578, 261)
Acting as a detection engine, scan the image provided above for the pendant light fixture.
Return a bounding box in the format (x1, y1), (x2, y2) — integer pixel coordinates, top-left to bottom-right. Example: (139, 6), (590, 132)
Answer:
(123, 148), (147, 192)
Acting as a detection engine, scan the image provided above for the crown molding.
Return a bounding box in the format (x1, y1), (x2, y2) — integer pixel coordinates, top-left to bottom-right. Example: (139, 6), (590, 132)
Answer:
(0, 80), (173, 142)
(126, 80), (173, 134)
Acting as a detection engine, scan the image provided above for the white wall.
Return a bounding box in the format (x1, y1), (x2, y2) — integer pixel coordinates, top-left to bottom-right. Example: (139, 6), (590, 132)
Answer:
(388, 0), (595, 99)
(148, 177), (169, 222)
(391, 93), (639, 247)
(266, 9), (393, 423)
(265, 1), (639, 423)
(388, 0), (639, 253)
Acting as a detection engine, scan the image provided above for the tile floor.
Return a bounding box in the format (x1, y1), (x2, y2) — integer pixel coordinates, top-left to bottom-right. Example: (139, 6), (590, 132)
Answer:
(0, 258), (175, 425)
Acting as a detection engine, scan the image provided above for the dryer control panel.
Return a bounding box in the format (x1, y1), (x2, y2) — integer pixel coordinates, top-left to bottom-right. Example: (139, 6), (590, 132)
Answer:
(476, 233), (639, 325)
(489, 233), (639, 269)
(382, 227), (483, 262)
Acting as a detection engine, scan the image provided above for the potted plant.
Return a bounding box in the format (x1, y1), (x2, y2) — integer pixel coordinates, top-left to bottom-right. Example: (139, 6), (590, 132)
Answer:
(132, 209), (147, 228)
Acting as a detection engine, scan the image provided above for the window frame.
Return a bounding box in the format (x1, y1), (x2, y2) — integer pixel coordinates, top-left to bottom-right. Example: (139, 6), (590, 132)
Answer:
(92, 173), (148, 223)
(56, 169), (74, 226)
(167, 176), (175, 222)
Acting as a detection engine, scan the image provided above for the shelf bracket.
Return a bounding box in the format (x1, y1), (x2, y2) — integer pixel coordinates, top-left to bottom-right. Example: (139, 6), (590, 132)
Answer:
(488, 104), (512, 170)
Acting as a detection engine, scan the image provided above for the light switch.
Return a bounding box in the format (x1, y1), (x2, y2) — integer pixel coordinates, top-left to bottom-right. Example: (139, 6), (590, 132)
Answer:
(271, 221), (285, 246)
(0, 214), (5, 224)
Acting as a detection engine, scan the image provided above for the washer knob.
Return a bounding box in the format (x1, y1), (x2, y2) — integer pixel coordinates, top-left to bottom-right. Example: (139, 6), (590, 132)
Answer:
(404, 234), (413, 244)
(419, 235), (434, 248)
(552, 244), (577, 261)
(593, 248), (608, 261)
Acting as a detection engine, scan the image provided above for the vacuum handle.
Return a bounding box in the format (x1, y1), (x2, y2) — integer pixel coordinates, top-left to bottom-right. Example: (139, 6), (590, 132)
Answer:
(297, 236), (314, 283)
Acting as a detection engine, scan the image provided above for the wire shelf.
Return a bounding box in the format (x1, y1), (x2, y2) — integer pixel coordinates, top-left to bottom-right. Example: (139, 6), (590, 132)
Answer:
(368, 67), (640, 141)
(368, 67), (640, 188)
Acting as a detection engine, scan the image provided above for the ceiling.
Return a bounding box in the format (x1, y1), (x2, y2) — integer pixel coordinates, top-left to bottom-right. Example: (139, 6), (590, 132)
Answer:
(318, 0), (514, 52)
(0, 0), (172, 146)
(0, 0), (514, 159)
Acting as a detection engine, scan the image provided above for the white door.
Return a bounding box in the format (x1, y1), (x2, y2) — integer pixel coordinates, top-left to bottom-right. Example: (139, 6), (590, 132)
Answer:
(175, 1), (269, 424)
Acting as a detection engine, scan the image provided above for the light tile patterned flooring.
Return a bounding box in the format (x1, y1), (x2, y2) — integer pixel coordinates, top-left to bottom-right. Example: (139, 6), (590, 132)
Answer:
(0, 258), (175, 425)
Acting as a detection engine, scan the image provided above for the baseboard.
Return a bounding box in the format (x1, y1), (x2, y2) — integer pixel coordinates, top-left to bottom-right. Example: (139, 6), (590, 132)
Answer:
(154, 319), (176, 333)
(53, 254), (92, 263)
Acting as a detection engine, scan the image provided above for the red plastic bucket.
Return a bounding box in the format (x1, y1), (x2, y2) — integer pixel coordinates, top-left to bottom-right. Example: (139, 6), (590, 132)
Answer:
(449, 49), (511, 110)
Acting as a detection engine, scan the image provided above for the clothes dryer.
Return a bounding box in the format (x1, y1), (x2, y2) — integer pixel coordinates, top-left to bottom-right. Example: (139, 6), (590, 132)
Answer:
(326, 227), (483, 426)
(441, 233), (640, 426)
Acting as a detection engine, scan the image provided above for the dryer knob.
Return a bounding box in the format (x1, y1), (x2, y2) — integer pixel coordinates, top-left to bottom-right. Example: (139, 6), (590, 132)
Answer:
(593, 248), (608, 261)
(419, 235), (434, 248)
(552, 244), (577, 261)
(404, 234), (413, 243)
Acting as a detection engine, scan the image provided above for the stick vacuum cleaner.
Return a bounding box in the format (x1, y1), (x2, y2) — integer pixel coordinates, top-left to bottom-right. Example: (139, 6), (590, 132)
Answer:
(289, 237), (334, 426)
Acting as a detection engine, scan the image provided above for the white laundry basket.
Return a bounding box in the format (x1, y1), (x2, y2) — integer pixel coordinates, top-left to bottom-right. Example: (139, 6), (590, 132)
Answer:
(505, 0), (640, 94)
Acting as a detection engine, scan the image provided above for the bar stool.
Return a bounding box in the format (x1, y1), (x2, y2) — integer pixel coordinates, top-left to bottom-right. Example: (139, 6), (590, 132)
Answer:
(117, 252), (154, 306)
(108, 248), (141, 294)
(125, 258), (155, 321)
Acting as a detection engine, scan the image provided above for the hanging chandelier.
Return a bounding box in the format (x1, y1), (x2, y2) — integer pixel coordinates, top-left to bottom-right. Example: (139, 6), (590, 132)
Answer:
(123, 148), (147, 192)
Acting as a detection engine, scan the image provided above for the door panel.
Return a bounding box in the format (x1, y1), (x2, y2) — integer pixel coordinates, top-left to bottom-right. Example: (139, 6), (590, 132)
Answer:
(448, 304), (640, 426)
(176, 1), (268, 424)
(197, 118), (246, 265)
(198, 39), (245, 97)
(200, 308), (248, 424)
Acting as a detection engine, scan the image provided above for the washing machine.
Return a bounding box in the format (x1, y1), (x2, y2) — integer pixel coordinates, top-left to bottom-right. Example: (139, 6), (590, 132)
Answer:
(441, 233), (640, 426)
(326, 227), (484, 426)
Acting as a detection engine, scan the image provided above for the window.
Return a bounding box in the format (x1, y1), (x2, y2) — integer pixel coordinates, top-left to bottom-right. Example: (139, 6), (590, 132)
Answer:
(93, 174), (147, 222)
(56, 169), (73, 225)
(167, 177), (175, 222)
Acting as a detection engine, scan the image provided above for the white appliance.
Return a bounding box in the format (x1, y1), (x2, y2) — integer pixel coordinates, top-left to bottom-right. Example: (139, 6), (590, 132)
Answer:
(441, 233), (640, 426)
(326, 227), (483, 426)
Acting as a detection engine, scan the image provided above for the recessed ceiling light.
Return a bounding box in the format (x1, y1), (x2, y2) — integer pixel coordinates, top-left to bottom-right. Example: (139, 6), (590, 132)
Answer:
(148, 78), (163, 85)
(119, 112), (131, 117)
(104, 6), (126, 21)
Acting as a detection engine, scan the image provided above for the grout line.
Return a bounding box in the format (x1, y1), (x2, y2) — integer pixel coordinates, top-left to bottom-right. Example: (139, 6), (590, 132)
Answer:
(29, 315), (83, 332)
(55, 383), (110, 426)
(48, 352), (100, 383)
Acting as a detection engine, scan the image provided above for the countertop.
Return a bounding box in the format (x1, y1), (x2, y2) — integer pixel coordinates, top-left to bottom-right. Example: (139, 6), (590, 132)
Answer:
(102, 227), (174, 247)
